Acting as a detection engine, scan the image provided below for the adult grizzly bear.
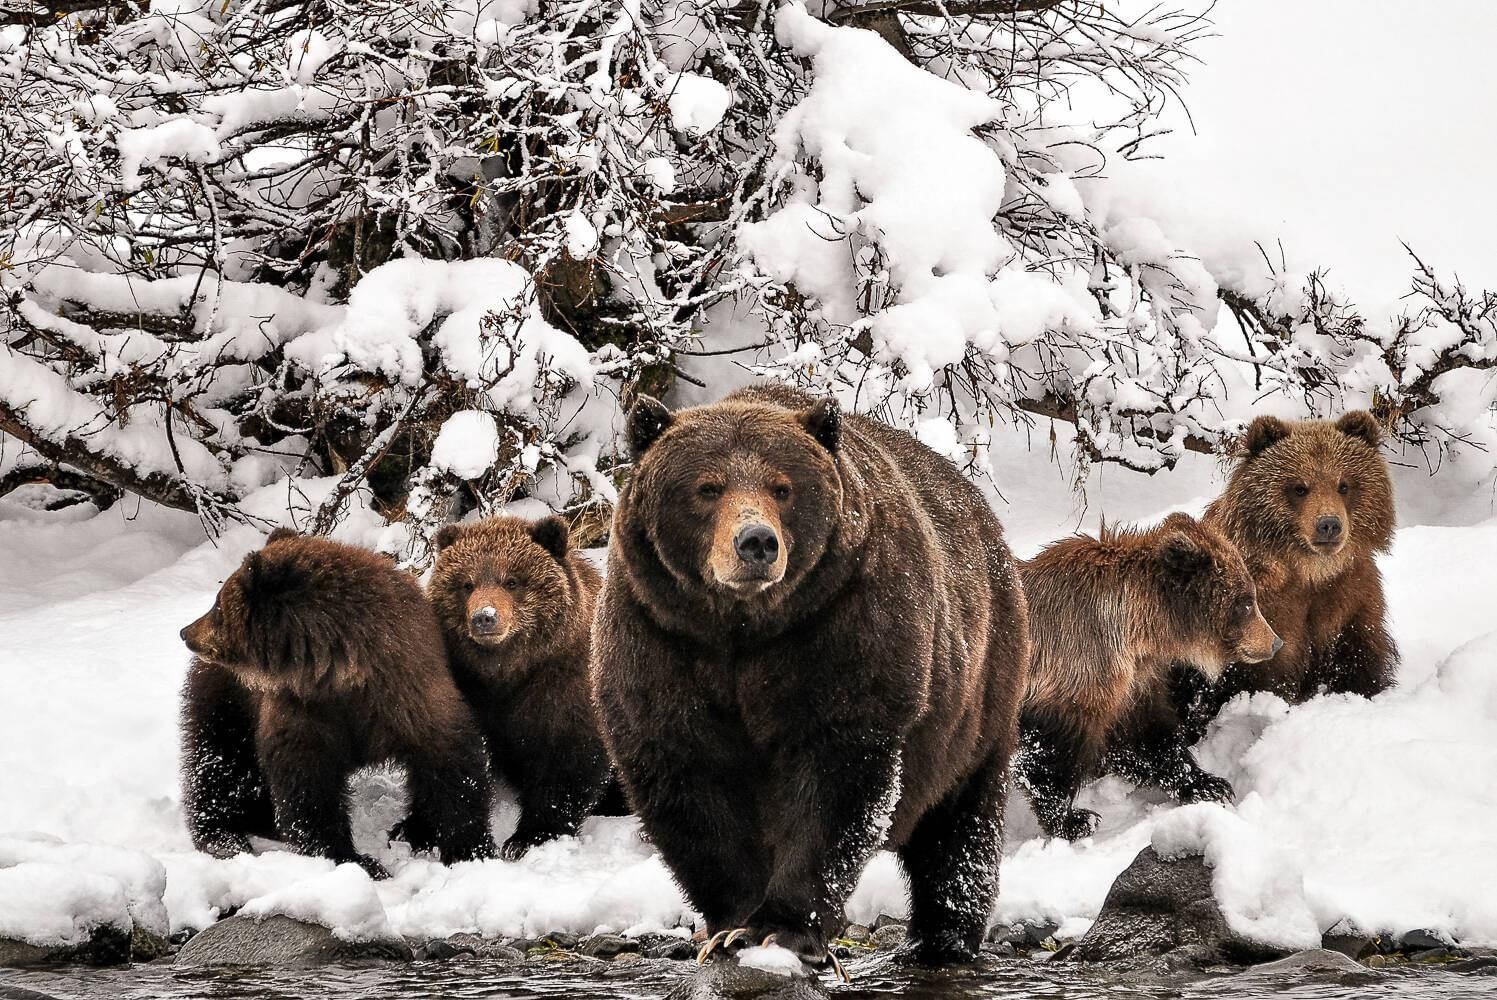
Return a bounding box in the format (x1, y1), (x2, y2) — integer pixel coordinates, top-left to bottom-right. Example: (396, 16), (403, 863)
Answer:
(592, 384), (1029, 972)
(180, 530), (495, 877)
(1018, 513), (1280, 841)
(1204, 411), (1396, 703)
(416, 515), (619, 861)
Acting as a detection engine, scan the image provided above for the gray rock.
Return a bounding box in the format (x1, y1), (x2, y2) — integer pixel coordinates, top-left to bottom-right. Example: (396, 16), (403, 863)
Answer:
(870, 924), (907, 949)
(1321, 918), (1375, 960)
(0, 925), (131, 967)
(581, 934), (637, 959)
(0, 985), (67, 1000)
(980, 940), (1017, 957)
(840, 923), (871, 943)
(1243, 948), (1368, 976)
(1399, 928), (1455, 951)
(647, 937), (699, 961)
(541, 932), (581, 951)
(1075, 847), (1288, 964)
(173, 914), (413, 967)
(871, 913), (905, 930)
(664, 960), (828, 999)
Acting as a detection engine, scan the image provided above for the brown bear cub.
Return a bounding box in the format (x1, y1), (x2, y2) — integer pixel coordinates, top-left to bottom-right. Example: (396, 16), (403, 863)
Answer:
(1202, 412), (1397, 703)
(418, 515), (615, 861)
(592, 384), (1030, 973)
(1017, 513), (1281, 841)
(179, 529), (495, 878)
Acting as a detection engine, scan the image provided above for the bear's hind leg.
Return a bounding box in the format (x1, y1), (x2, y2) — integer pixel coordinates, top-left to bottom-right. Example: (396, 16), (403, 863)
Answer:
(896, 749), (1009, 966)
(256, 697), (388, 879)
(1015, 710), (1099, 841)
(181, 659), (275, 857)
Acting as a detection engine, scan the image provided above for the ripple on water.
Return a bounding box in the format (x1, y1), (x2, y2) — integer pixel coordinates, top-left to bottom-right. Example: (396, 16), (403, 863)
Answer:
(0, 955), (1490, 1000)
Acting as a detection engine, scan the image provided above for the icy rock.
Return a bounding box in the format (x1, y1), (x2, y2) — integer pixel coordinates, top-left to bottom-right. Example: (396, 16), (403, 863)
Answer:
(1234, 949), (1371, 979)
(870, 924), (907, 949)
(665, 960), (829, 999)
(1399, 927), (1456, 951)
(1321, 918), (1375, 960)
(580, 933), (636, 959)
(0, 925), (130, 968)
(173, 914), (413, 967)
(645, 935), (698, 960)
(1075, 848), (1288, 964)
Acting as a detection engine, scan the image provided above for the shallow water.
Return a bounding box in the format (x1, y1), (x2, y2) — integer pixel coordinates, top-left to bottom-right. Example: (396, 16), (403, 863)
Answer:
(3, 955), (1492, 1000)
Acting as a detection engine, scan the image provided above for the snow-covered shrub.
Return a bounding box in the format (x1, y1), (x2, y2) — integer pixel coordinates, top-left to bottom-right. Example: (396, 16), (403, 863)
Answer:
(2, 0), (1494, 546)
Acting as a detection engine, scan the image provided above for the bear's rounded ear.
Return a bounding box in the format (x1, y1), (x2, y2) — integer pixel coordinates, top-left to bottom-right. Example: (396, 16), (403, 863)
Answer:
(531, 515), (570, 561)
(1336, 410), (1383, 449)
(800, 397), (841, 453)
(265, 526), (298, 545)
(1240, 415), (1291, 457)
(628, 395), (673, 458)
(1159, 530), (1211, 582)
(433, 524), (463, 553)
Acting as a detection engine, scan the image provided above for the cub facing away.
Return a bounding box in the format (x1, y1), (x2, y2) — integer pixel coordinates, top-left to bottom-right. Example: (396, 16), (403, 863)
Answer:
(420, 515), (617, 861)
(179, 529), (495, 877)
(1019, 513), (1280, 840)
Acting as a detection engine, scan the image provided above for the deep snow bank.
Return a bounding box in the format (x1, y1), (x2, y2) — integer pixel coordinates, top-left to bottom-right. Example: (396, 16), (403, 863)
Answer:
(2, 454), (1496, 951)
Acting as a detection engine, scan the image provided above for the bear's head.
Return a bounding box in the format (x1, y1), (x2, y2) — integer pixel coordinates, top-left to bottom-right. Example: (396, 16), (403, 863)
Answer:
(180, 528), (325, 683)
(1152, 513), (1281, 676)
(1227, 411), (1394, 568)
(428, 516), (575, 653)
(624, 393), (842, 602)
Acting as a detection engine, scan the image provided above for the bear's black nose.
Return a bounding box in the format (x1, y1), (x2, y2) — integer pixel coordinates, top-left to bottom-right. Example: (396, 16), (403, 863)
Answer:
(470, 606), (500, 635)
(734, 524), (780, 566)
(1314, 516), (1343, 544)
(179, 626), (188, 642)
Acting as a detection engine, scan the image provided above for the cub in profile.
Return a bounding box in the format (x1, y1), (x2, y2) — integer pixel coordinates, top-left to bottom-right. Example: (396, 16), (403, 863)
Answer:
(1204, 411), (1397, 703)
(1018, 513), (1280, 840)
(179, 530), (495, 877)
(421, 516), (614, 860)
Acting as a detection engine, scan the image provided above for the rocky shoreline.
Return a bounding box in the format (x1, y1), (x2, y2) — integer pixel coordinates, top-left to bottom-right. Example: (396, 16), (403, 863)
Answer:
(3, 848), (1492, 990)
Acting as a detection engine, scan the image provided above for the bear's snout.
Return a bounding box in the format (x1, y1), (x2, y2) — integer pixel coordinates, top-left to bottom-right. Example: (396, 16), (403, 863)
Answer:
(734, 524), (780, 566)
(470, 605), (500, 635)
(1313, 515), (1344, 549)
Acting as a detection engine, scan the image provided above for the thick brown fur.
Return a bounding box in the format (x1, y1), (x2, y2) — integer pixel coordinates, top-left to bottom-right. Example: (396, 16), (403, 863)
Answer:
(591, 384), (1030, 968)
(179, 530), (495, 877)
(1205, 411), (1396, 702)
(1017, 514), (1279, 840)
(418, 515), (616, 860)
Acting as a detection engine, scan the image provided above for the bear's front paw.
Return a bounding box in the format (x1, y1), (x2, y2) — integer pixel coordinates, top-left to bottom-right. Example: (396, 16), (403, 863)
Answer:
(349, 853), (392, 880)
(1055, 807), (1101, 841)
(500, 829), (558, 861)
(197, 832), (254, 860)
(387, 814), (438, 854)
(1178, 771), (1234, 804)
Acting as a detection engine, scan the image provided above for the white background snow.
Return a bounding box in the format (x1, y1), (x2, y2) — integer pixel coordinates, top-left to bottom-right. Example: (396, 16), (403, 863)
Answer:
(3, 0), (1497, 961)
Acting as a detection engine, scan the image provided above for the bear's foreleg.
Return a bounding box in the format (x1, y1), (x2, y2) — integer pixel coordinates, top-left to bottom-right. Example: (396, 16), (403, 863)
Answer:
(502, 748), (611, 861)
(1104, 704), (1232, 805)
(896, 747), (1009, 965)
(733, 735), (903, 967)
(1315, 606), (1397, 699)
(181, 660), (276, 857)
(256, 697), (389, 879)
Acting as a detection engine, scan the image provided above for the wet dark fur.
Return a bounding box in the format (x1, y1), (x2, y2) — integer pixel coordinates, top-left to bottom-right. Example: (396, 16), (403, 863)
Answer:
(417, 516), (618, 860)
(179, 530), (495, 877)
(1018, 514), (1278, 840)
(591, 384), (1030, 967)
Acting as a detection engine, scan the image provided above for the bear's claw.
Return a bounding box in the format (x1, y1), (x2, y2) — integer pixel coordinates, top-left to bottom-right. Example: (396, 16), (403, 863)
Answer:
(695, 927), (851, 983)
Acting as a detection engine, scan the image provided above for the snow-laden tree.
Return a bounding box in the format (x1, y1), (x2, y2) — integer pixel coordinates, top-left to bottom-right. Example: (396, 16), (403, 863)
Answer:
(2, 0), (1494, 552)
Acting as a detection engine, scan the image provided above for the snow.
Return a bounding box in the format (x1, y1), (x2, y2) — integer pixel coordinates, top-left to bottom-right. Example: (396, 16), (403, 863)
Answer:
(430, 411), (501, 480)
(664, 72), (731, 135)
(3, 443), (1497, 953)
(117, 119), (221, 191)
(736, 943), (810, 977)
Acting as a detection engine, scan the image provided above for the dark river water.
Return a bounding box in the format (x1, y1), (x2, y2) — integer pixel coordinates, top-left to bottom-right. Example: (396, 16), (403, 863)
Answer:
(2, 954), (1493, 1000)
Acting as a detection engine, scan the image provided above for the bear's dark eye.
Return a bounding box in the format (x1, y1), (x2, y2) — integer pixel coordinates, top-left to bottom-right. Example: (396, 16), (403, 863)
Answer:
(460, 580), (474, 593)
(503, 577), (519, 591)
(697, 483), (723, 501)
(772, 484), (791, 502)
(1337, 481), (1350, 495)
(1291, 483), (1309, 499)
